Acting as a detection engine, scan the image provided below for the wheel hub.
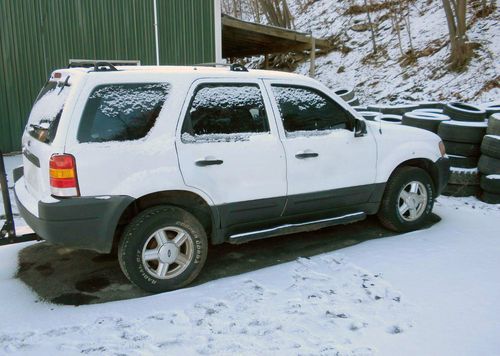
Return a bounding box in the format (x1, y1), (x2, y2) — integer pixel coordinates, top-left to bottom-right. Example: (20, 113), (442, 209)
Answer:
(398, 181), (428, 222)
(158, 243), (179, 264)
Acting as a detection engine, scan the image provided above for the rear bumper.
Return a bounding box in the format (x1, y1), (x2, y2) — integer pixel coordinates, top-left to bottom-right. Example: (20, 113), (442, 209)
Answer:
(435, 157), (450, 196)
(14, 177), (133, 253)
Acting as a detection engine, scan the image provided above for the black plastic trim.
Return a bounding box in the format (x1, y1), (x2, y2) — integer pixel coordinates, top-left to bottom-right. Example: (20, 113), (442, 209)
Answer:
(15, 189), (133, 253)
(216, 183), (386, 242)
(22, 148), (40, 167)
(435, 157), (451, 195)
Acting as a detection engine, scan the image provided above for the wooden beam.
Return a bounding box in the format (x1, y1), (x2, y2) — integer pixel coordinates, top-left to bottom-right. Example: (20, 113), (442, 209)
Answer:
(222, 15), (331, 50)
(309, 36), (316, 77)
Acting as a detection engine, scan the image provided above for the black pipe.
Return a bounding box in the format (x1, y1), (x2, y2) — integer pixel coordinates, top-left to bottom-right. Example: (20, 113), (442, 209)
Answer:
(0, 150), (16, 239)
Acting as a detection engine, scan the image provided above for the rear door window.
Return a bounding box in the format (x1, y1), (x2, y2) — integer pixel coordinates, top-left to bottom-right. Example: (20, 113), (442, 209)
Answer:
(181, 83), (270, 142)
(27, 80), (71, 143)
(78, 83), (170, 143)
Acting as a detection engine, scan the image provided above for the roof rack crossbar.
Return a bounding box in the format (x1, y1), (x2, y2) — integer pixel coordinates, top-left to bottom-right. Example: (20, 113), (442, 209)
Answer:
(195, 62), (249, 72)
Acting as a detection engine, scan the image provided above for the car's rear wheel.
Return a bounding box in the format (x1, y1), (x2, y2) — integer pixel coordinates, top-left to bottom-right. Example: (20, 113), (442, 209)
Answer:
(378, 167), (434, 232)
(118, 205), (207, 293)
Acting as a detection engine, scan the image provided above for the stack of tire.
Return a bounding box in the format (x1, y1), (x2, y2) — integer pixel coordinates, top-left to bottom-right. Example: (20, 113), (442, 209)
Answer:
(401, 110), (450, 133)
(366, 102), (443, 125)
(478, 113), (500, 204)
(334, 88), (360, 107)
(437, 102), (488, 197)
(355, 101), (444, 124)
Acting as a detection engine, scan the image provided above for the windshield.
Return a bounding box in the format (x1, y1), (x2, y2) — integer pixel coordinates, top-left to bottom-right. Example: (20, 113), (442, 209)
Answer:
(27, 79), (71, 144)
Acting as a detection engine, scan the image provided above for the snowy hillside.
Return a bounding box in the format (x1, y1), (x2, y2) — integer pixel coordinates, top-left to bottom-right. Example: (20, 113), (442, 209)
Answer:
(289, 0), (499, 105)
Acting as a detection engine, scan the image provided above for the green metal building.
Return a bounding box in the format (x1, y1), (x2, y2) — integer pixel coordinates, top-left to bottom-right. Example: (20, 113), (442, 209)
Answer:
(0, 0), (221, 152)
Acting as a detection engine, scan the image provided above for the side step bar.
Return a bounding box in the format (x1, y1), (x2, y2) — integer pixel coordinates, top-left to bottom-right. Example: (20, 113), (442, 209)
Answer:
(229, 212), (366, 244)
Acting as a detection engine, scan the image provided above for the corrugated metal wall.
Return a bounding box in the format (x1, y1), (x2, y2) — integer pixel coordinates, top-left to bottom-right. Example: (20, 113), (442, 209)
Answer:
(0, 0), (215, 152)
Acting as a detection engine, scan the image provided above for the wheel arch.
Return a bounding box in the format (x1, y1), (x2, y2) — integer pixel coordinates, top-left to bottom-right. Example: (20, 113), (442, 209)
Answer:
(112, 190), (220, 251)
(388, 158), (440, 196)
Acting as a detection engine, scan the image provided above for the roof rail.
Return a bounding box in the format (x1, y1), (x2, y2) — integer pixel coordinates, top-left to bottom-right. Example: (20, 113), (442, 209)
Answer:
(68, 59), (140, 71)
(195, 62), (249, 72)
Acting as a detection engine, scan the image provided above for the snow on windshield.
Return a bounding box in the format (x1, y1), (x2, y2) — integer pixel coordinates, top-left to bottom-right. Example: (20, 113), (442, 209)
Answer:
(90, 83), (170, 118)
(28, 82), (70, 128)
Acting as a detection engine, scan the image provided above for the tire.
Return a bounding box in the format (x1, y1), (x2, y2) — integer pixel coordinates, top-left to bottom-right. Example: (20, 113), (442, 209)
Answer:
(347, 97), (360, 106)
(413, 108), (444, 114)
(481, 135), (500, 159)
(480, 175), (500, 194)
(334, 88), (355, 101)
(377, 167), (434, 232)
(448, 168), (479, 185)
(443, 102), (487, 122)
(118, 205), (208, 293)
(437, 120), (488, 144)
(375, 114), (402, 124)
(443, 140), (481, 157)
(402, 112), (450, 133)
(479, 191), (500, 204)
(358, 111), (381, 121)
(367, 104), (419, 115)
(481, 102), (500, 116)
(478, 154), (500, 175)
(448, 154), (479, 169)
(487, 113), (500, 135)
(442, 183), (479, 197)
(416, 101), (444, 109)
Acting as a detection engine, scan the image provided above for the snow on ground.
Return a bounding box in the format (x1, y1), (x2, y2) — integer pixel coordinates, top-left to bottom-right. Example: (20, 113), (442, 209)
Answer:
(1, 153), (499, 355)
(289, 0), (499, 105)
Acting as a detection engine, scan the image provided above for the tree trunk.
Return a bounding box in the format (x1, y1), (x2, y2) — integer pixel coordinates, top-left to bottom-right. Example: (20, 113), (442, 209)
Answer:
(442, 0), (470, 70)
(365, 0), (377, 54)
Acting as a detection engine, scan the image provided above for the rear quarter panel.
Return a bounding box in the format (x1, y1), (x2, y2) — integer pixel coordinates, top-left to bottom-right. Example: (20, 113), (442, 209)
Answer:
(62, 72), (213, 205)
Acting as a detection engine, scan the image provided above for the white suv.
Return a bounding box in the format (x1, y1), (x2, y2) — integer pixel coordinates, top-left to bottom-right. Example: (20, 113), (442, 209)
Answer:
(14, 63), (450, 292)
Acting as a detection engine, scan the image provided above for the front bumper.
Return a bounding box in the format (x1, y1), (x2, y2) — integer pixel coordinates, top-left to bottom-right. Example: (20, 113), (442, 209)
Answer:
(435, 157), (450, 196)
(14, 177), (133, 253)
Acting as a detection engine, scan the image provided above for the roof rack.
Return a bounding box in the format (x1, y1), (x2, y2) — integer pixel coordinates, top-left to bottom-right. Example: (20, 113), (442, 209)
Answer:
(68, 59), (140, 71)
(195, 62), (249, 72)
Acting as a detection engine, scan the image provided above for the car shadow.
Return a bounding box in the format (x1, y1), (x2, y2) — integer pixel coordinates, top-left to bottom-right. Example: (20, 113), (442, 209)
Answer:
(16, 214), (440, 306)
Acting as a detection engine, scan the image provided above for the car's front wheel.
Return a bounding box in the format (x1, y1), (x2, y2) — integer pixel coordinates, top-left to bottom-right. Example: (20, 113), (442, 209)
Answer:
(118, 205), (208, 293)
(378, 166), (434, 232)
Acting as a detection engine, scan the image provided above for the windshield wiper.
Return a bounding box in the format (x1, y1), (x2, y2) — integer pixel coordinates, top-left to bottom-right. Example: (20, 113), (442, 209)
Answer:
(29, 123), (46, 131)
(58, 76), (71, 94)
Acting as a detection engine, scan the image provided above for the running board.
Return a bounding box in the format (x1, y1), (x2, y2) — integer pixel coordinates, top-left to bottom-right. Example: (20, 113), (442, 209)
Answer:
(228, 212), (366, 244)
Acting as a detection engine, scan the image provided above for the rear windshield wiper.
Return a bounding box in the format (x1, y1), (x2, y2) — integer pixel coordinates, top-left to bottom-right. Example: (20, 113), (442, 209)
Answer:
(58, 76), (71, 94)
(29, 123), (46, 131)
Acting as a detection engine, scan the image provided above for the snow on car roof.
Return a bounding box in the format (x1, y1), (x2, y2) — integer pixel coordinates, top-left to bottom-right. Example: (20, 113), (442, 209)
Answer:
(59, 65), (307, 81)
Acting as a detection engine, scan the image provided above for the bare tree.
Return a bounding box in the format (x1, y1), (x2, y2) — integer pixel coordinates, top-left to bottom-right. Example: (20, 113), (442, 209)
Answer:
(364, 0), (377, 54)
(259, 0), (295, 28)
(442, 0), (470, 70)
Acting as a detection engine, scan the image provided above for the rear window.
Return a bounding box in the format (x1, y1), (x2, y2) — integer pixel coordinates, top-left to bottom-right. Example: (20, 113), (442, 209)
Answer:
(77, 83), (170, 143)
(27, 79), (71, 144)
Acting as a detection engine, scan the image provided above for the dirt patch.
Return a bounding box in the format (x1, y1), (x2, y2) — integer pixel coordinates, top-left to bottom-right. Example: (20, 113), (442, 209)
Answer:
(51, 293), (99, 306)
(16, 215), (440, 306)
(75, 277), (111, 293)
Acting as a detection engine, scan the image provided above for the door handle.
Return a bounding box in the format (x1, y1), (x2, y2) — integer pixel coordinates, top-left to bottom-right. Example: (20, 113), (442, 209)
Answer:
(195, 159), (223, 167)
(295, 151), (319, 159)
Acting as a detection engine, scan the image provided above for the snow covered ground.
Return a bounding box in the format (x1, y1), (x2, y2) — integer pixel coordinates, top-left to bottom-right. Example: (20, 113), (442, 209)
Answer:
(289, 0), (499, 105)
(1, 156), (500, 355)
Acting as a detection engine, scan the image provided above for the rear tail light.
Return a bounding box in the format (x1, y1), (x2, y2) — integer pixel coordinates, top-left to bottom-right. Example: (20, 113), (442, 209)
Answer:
(49, 154), (80, 197)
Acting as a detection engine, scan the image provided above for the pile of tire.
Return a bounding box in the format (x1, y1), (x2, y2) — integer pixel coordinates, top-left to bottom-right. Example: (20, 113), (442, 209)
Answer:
(401, 110), (450, 133)
(334, 88), (360, 106)
(436, 102), (488, 197)
(478, 113), (500, 204)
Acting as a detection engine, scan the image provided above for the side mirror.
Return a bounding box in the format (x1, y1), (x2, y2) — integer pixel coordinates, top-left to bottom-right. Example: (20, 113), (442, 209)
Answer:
(354, 119), (367, 137)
